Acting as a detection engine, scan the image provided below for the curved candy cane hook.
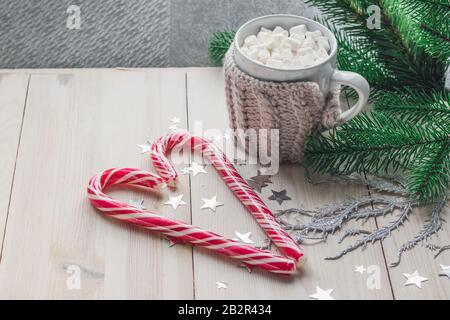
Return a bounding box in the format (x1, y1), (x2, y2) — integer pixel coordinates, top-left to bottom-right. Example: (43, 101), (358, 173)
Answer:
(151, 131), (305, 267)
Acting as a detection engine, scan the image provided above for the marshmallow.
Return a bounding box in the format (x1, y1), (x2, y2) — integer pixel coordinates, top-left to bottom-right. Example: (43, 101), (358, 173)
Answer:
(315, 47), (329, 62)
(301, 38), (315, 49)
(283, 37), (302, 50)
(273, 26), (288, 37)
(247, 47), (258, 60)
(272, 33), (287, 47)
(250, 42), (268, 51)
(297, 47), (314, 56)
(257, 49), (270, 63)
(281, 48), (293, 59)
(244, 35), (258, 47)
(266, 58), (283, 68)
(290, 24), (307, 36)
(282, 58), (292, 69)
(257, 31), (271, 42)
(279, 45), (292, 55)
(263, 38), (275, 50)
(316, 36), (330, 52)
(272, 47), (281, 55)
(291, 58), (304, 68)
(271, 52), (282, 60)
(291, 33), (305, 41)
(306, 30), (322, 39)
(302, 54), (316, 67)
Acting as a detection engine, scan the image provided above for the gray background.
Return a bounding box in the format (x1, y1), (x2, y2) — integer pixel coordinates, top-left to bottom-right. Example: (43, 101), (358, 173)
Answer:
(0, 0), (316, 68)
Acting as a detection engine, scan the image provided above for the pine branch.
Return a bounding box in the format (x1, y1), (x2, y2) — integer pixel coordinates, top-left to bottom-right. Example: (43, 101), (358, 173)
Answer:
(380, 0), (450, 82)
(304, 112), (449, 175)
(407, 140), (450, 201)
(306, 0), (426, 98)
(375, 88), (450, 124)
(208, 31), (235, 66)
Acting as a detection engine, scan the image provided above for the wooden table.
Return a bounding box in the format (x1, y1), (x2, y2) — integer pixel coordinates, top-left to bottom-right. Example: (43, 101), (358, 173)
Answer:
(0, 68), (449, 299)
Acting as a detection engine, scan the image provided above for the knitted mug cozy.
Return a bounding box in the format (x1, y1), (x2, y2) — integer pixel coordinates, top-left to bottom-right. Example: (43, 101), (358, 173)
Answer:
(224, 47), (341, 163)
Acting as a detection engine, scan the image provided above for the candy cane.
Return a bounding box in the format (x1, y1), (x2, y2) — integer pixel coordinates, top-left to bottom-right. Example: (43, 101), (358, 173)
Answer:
(87, 167), (297, 274)
(151, 131), (304, 267)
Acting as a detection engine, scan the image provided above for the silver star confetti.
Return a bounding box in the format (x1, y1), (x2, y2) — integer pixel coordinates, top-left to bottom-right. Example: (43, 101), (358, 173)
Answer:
(234, 231), (254, 244)
(246, 179), (268, 193)
(128, 199), (146, 210)
(164, 194), (187, 210)
(187, 162), (207, 176)
(309, 286), (335, 300)
(170, 117), (181, 124)
(246, 174), (272, 193)
(169, 124), (178, 131)
(250, 174), (272, 185)
(268, 189), (291, 205)
(403, 270), (428, 288)
(355, 265), (366, 274)
(216, 281), (228, 289)
(201, 196), (223, 212)
(138, 141), (152, 154)
(439, 264), (450, 280)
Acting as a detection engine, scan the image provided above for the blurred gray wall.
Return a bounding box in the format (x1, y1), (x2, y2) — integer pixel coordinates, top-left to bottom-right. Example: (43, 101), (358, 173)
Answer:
(0, 0), (316, 68)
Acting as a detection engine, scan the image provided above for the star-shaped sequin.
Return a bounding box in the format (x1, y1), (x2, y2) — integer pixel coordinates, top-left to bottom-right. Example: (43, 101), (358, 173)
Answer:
(187, 162), (207, 176)
(309, 287), (335, 300)
(246, 174), (273, 193)
(234, 231), (254, 244)
(201, 196), (223, 212)
(164, 194), (187, 210)
(246, 179), (268, 193)
(403, 270), (428, 288)
(268, 189), (291, 205)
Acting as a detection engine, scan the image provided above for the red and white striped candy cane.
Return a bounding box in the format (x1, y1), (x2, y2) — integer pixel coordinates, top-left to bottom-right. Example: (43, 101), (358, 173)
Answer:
(87, 167), (296, 274)
(151, 131), (304, 267)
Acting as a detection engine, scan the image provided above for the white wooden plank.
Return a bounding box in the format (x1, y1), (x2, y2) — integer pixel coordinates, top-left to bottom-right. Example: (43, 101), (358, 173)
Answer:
(377, 204), (450, 299)
(0, 70), (193, 299)
(0, 74), (29, 257)
(186, 69), (393, 299)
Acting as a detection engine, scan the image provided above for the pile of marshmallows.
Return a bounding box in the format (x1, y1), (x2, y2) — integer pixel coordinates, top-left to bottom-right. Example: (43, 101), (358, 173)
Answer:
(240, 24), (330, 69)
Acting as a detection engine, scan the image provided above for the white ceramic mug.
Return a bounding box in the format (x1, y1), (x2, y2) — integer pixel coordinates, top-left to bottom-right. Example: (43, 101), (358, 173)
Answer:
(234, 14), (370, 123)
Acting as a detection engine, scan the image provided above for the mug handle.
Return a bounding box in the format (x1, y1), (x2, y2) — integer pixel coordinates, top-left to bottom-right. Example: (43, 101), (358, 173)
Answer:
(330, 70), (370, 123)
